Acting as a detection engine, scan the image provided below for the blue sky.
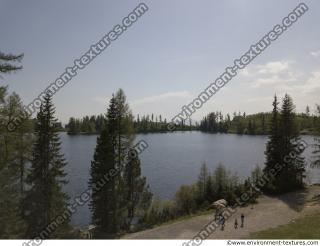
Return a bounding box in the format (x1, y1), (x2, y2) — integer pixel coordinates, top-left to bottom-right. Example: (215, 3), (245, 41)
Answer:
(1, 0), (320, 123)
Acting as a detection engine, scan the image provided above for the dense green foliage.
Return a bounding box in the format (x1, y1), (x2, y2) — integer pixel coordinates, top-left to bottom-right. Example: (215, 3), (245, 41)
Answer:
(0, 87), (32, 238)
(23, 94), (70, 238)
(1, 48), (319, 238)
(67, 106), (319, 135)
(67, 115), (105, 134)
(143, 163), (262, 226)
(263, 95), (306, 194)
(0, 54), (32, 238)
(0, 51), (23, 74)
(89, 89), (152, 238)
(134, 114), (196, 133)
(312, 105), (320, 168)
(200, 109), (319, 135)
(67, 113), (196, 134)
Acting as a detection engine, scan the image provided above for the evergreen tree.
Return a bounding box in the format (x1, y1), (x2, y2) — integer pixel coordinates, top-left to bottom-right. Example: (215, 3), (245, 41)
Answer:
(89, 96), (118, 237)
(89, 89), (152, 237)
(114, 89), (135, 224)
(311, 105), (320, 168)
(197, 162), (209, 201)
(23, 93), (69, 238)
(6, 93), (33, 197)
(213, 163), (228, 199)
(264, 94), (305, 193)
(278, 94), (305, 192)
(0, 51), (23, 74)
(312, 138), (320, 168)
(124, 151), (152, 229)
(0, 53), (29, 238)
(263, 95), (281, 193)
(205, 175), (214, 202)
(0, 88), (29, 238)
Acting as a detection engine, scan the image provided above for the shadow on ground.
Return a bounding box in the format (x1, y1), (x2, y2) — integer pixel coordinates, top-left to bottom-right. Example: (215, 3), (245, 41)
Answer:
(275, 189), (308, 212)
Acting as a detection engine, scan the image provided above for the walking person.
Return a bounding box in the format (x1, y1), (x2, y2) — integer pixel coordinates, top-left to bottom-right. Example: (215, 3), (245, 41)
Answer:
(234, 218), (238, 229)
(220, 215), (225, 231)
(218, 212), (222, 224)
(241, 213), (244, 228)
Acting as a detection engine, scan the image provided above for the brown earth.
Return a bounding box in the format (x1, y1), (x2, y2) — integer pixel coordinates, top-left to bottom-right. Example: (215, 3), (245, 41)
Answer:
(123, 185), (320, 239)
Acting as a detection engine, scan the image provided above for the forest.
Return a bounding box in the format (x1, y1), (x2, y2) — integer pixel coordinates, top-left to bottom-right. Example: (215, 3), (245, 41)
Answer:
(66, 108), (319, 136)
(199, 108), (319, 135)
(66, 114), (196, 134)
(1, 51), (320, 239)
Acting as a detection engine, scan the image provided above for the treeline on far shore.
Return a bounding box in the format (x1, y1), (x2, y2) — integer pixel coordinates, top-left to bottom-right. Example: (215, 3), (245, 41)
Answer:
(200, 104), (320, 135)
(65, 105), (319, 136)
(66, 114), (196, 135)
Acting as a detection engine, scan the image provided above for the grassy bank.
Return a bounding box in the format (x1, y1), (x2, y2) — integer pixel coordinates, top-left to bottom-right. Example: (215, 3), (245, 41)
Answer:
(250, 213), (320, 239)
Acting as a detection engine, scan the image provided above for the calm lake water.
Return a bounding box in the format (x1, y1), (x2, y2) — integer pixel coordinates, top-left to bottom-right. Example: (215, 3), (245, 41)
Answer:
(60, 131), (320, 227)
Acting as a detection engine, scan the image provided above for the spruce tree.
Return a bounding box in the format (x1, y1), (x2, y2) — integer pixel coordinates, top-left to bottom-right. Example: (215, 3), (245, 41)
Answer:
(312, 105), (320, 168)
(264, 94), (306, 193)
(197, 162), (209, 201)
(278, 94), (305, 192)
(312, 138), (320, 168)
(89, 89), (152, 237)
(89, 96), (118, 237)
(23, 93), (69, 238)
(213, 164), (228, 199)
(124, 151), (152, 229)
(263, 95), (281, 193)
(0, 51), (23, 74)
(114, 89), (135, 225)
(0, 88), (28, 238)
(0, 51), (29, 238)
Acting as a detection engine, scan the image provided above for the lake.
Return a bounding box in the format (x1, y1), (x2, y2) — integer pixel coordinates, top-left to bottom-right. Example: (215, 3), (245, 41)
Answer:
(60, 131), (320, 228)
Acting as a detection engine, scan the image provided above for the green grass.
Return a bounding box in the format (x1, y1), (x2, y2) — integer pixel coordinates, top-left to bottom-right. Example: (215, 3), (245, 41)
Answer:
(250, 213), (320, 239)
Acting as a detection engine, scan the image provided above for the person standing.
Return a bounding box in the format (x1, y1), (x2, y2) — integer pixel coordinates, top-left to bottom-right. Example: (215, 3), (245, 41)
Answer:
(234, 218), (238, 229)
(241, 214), (245, 228)
(220, 215), (225, 231)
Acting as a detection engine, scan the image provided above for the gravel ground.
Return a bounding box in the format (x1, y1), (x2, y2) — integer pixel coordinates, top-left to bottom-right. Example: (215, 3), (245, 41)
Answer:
(123, 185), (320, 239)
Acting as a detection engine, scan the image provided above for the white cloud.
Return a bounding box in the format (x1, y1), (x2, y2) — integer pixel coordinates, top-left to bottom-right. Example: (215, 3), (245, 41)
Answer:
(256, 61), (290, 75)
(240, 60), (292, 77)
(132, 91), (192, 105)
(246, 96), (272, 103)
(92, 96), (109, 105)
(239, 60), (299, 88)
(297, 71), (320, 94)
(310, 50), (320, 58)
(130, 91), (193, 120)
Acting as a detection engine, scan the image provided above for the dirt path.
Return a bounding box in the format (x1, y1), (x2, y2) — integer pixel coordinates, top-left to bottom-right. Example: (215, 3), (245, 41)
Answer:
(123, 186), (320, 239)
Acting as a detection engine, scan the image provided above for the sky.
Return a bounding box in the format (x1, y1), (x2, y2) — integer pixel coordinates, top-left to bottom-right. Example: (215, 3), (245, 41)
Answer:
(0, 0), (320, 124)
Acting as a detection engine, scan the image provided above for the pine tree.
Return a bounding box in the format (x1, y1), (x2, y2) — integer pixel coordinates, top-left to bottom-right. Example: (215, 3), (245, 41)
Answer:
(264, 95), (305, 193)
(124, 151), (152, 229)
(114, 89), (135, 225)
(263, 95), (281, 193)
(197, 162), (209, 201)
(0, 51), (23, 74)
(89, 96), (118, 237)
(205, 175), (214, 202)
(278, 94), (305, 192)
(0, 52), (29, 238)
(0, 88), (28, 238)
(312, 139), (320, 168)
(261, 114), (266, 134)
(6, 93), (33, 196)
(23, 93), (69, 238)
(213, 163), (228, 199)
(89, 89), (152, 237)
(311, 105), (320, 168)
